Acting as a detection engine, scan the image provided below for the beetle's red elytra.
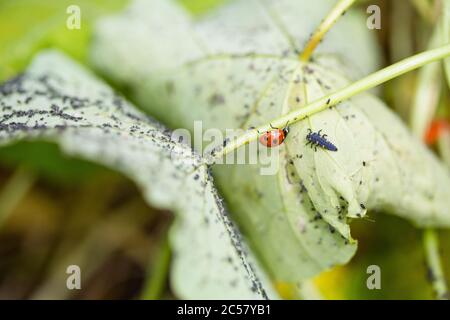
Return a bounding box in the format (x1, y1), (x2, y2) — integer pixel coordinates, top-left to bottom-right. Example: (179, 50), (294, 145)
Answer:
(259, 126), (289, 147)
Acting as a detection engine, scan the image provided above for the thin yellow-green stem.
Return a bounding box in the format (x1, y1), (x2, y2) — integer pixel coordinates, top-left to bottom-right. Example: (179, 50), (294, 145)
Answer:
(423, 229), (449, 299)
(410, 22), (442, 140)
(410, 15), (449, 301)
(411, 0), (435, 24)
(0, 166), (35, 226)
(428, 133), (450, 300)
(300, 0), (357, 62)
(140, 236), (171, 300)
(425, 134), (450, 300)
(211, 44), (450, 162)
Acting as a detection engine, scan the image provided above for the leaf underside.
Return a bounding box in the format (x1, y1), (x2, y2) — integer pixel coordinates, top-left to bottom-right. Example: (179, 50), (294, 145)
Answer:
(90, 0), (450, 285)
(0, 51), (277, 299)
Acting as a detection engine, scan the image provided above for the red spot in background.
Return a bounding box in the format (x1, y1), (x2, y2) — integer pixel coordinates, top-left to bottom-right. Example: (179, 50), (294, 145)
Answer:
(424, 119), (450, 145)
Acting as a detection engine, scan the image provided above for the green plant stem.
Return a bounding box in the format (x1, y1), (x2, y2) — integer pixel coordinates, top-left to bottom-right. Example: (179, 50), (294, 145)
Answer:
(443, 0), (450, 85)
(300, 0), (357, 62)
(411, 0), (435, 24)
(0, 166), (34, 226)
(409, 24), (449, 301)
(423, 228), (449, 299)
(410, 21), (442, 140)
(211, 44), (450, 162)
(140, 236), (171, 300)
(428, 132), (450, 300)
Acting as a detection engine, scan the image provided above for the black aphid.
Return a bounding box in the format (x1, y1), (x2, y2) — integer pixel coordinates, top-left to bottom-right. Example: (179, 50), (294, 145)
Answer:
(306, 129), (338, 151)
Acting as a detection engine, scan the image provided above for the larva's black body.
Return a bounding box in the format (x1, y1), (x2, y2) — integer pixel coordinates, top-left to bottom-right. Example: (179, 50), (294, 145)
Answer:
(306, 129), (338, 151)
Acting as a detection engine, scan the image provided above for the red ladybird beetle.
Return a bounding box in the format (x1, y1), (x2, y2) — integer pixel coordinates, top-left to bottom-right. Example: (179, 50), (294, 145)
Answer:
(259, 123), (289, 147)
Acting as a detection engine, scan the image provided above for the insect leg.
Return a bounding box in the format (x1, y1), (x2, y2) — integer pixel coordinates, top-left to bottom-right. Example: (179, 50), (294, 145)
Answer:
(283, 121), (290, 135)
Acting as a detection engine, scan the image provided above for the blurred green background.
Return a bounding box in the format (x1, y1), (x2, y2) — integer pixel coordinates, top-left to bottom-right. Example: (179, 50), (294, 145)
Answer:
(0, 0), (449, 299)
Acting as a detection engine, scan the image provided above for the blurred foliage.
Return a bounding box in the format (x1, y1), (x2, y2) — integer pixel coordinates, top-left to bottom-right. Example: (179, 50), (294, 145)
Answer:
(0, 142), (104, 185)
(0, 155), (173, 299)
(0, 0), (129, 82)
(0, 0), (449, 299)
(315, 213), (450, 300)
(0, 0), (228, 81)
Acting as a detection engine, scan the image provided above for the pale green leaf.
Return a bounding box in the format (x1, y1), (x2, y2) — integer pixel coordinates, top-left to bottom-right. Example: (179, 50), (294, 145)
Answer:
(0, 50), (276, 299)
(90, 0), (450, 287)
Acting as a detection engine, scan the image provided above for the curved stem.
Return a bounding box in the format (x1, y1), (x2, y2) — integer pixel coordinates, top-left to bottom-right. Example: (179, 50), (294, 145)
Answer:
(423, 228), (449, 299)
(211, 44), (450, 162)
(300, 0), (357, 62)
